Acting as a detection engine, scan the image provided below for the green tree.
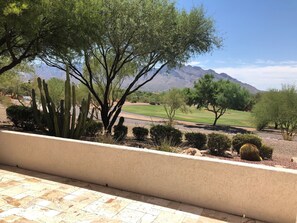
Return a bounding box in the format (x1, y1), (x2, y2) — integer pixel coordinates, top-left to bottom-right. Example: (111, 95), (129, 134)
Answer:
(46, 78), (65, 107)
(162, 88), (189, 126)
(43, 0), (221, 133)
(252, 86), (297, 140)
(0, 0), (71, 75)
(0, 63), (34, 97)
(187, 74), (251, 126)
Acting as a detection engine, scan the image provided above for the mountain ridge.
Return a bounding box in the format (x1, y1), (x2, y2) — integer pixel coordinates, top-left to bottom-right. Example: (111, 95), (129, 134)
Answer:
(34, 64), (259, 94)
(136, 65), (259, 94)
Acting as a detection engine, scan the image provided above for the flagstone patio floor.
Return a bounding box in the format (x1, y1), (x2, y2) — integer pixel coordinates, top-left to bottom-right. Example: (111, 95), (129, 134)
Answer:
(0, 165), (265, 223)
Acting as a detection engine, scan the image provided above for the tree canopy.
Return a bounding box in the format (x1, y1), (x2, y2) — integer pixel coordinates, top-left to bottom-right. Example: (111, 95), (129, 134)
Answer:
(252, 86), (297, 140)
(162, 88), (189, 126)
(187, 74), (251, 126)
(42, 0), (221, 133)
(0, 0), (69, 75)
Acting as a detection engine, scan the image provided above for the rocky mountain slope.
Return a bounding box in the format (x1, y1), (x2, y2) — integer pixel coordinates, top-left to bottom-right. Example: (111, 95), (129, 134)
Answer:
(137, 65), (259, 93)
(35, 64), (259, 93)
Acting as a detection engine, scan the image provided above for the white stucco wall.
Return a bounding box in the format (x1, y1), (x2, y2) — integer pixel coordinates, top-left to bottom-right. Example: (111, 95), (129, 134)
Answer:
(0, 130), (296, 223)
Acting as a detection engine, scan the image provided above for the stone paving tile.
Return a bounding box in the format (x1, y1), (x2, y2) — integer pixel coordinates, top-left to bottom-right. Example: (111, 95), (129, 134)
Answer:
(0, 165), (265, 223)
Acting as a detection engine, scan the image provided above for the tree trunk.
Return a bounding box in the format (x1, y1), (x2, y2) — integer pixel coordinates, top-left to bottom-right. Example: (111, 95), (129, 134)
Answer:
(100, 106), (111, 134)
(213, 112), (218, 126)
(274, 122), (278, 129)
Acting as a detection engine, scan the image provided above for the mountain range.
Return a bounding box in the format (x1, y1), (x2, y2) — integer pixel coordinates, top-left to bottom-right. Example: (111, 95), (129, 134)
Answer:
(34, 64), (259, 94)
(136, 65), (259, 94)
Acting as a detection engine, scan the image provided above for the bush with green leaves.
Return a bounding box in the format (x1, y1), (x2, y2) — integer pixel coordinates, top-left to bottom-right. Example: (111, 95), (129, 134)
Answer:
(150, 125), (182, 146)
(232, 134), (262, 154)
(84, 120), (103, 137)
(156, 138), (176, 153)
(132, 127), (149, 141)
(6, 105), (35, 130)
(259, 145), (274, 160)
(240, 143), (262, 161)
(113, 117), (128, 142)
(207, 133), (231, 156)
(185, 132), (207, 149)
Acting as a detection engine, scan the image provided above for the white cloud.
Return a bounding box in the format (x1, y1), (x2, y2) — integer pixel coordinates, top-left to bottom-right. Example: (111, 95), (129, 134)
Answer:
(185, 61), (201, 66)
(215, 64), (297, 91)
(255, 59), (297, 65)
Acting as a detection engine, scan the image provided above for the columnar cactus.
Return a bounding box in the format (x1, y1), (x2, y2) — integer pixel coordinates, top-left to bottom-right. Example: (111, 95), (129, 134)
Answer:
(32, 68), (92, 139)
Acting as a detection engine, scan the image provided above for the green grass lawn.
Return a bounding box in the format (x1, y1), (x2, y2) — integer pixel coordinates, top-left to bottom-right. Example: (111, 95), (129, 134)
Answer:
(123, 104), (254, 128)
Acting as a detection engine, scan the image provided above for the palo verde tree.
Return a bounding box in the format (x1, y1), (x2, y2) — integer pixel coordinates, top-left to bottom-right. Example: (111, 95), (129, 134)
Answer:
(187, 74), (251, 126)
(162, 88), (189, 126)
(0, 0), (70, 75)
(252, 86), (297, 140)
(42, 0), (221, 134)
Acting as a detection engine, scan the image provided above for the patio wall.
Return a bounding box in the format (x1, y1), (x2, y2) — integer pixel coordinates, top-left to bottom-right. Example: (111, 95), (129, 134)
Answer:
(0, 130), (296, 223)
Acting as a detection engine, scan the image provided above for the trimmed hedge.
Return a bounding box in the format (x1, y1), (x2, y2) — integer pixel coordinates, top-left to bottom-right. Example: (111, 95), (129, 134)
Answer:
(113, 125), (128, 141)
(232, 134), (262, 153)
(84, 120), (103, 137)
(185, 132), (207, 149)
(207, 133), (231, 156)
(6, 105), (35, 130)
(132, 127), (149, 141)
(259, 145), (274, 159)
(150, 125), (182, 146)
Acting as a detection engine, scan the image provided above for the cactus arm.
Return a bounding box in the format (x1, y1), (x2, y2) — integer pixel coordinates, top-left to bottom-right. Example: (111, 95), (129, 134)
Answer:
(63, 67), (71, 137)
(70, 85), (76, 138)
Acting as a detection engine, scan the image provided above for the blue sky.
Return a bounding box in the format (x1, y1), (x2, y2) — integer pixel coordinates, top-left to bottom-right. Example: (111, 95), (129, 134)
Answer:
(177, 0), (297, 90)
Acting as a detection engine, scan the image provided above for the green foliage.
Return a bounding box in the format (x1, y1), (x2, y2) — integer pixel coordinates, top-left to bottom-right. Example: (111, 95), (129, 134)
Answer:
(84, 120), (103, 137)
(32, 69), (92, 139)
(259, 145), (273, 160)
(113, 117), (128, 142)
(162, 88), (189, 126)
(127, 91), (161, 104)
(0, 0), (70, 74)
(240, 143), (262, 161)
(132, 127), (149, 141)
(0, 63), (34, 97)
(0, 95), (12, 106)
(46, 78), (65, 107)
(150, 125), (182, 146)
(252, 90), (280, 130)
(43, 0), (221, 133)
(6, 105), (35, 130)
(185, 132), (207, 149)
(232, 134), (262, 154)
(187, 74), (252, 126)
(156, 138), (176, 153)
(207, 133), (231, 156)
(252, 86), (297, 140)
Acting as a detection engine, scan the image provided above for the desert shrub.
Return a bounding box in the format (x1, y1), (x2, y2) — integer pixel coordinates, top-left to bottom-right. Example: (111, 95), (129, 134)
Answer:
(84, 120), (103, 137)
(255, 121), (268, 131)
(232, 134), (262, 153)
(185, 132), (207, 149)
(6, 105), (35, 130)
(113, 125), (128, 141)
(259, 145), (273, 159)
(132, 127), (149, 141)
(113, 117), (128, 141)
(0, 95), (12, 107)
(97, 134), (115, 144)
(150, 124), (182, 146)
(240, 143), (262, 161)
(156, 138), (176, 153)
(207, 133), (231, 156)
